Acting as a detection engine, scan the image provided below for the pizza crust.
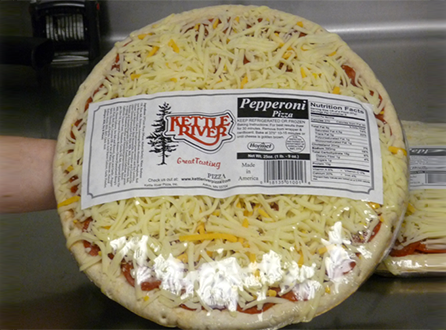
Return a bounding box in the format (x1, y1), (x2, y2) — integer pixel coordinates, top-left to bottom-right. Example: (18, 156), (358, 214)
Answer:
(377, 254), (446, 276)
(54, 5), (408, 329)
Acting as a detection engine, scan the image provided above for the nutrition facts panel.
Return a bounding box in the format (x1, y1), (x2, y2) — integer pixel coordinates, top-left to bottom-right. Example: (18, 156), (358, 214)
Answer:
(310, 103), (373, 187)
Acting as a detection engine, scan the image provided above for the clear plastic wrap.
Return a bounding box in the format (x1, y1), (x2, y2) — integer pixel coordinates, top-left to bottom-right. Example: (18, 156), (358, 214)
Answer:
(376, 120), (446, 277)
(53, 5), (409, 329)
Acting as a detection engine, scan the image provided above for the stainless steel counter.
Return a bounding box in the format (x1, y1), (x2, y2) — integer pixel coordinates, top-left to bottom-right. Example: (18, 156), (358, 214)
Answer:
(1, 1), (445, 329)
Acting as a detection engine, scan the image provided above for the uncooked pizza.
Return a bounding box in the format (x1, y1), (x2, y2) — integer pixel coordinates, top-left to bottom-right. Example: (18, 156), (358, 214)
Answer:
(54, 5), (408, 329)
(378, 121), (446, 276)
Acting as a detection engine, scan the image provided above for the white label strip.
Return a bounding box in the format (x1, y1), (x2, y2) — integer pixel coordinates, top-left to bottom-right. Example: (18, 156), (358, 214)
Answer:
(409, 146), (446, 190)
(82, 89), (383, 209)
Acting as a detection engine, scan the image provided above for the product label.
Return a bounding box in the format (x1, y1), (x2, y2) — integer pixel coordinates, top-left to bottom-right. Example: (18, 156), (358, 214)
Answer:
(82, 89), (382, 209)
(409, 146), (446, 190)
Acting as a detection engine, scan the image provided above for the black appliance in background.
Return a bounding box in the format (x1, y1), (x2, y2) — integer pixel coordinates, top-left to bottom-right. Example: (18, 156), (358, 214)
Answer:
(29, 0), (100, 61)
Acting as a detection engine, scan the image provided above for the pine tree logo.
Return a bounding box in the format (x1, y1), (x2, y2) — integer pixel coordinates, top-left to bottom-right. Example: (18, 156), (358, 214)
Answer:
(147, 102), (178, 165)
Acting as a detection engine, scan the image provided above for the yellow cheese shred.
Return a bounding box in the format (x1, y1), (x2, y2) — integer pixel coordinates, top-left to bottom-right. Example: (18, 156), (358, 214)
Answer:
(179, 233), (238, 243)
(147, 46), (159, 57)
(168, 39), (180, 53)
(388, 146), (407, 156)
(57, 196), (80, 208)
(240, 75), (248, 89)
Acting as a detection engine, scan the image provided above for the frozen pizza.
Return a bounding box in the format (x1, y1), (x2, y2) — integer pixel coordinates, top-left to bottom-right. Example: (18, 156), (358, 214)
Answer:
(54, 5), (409, 329)
(378, 121), (446, 276)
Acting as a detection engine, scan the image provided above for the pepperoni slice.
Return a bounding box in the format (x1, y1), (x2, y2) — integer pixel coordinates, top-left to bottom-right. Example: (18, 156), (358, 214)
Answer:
(121, 262), (136, 286)
(181, 301), (275, 314)
(83, 240), (100, 256)
(141, 279), (162, 291)
(375, 111), (386, 124)
(111, 54), (120, 70)
(416, 245), (446, 254)
(352, 221), (382, 244)
(390, 241), (446, 257)
(390, 242), (422, 257)
(68, 175), (79, 193)
(271, 202), (279, 211)
(121, 261), (161, 291)
(82, 217), (93, 232)
(280, 290), (299, 302)
(81, 218), (101, 256)
(180, 304), (197, 311)
(84, 96), (93, 112)
(341, 64), (358, 87)
(368, 221), (382, 241)
(346, 261), (356, 274)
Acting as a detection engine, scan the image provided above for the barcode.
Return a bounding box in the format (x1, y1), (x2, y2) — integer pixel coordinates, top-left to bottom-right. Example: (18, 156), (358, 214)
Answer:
(264, 160), (308, 183)
(426, 172), (446, 184)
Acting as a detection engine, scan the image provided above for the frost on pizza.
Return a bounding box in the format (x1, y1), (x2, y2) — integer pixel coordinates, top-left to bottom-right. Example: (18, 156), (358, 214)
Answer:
(378, 121), (446, 276)
(54, 5), (409, 329)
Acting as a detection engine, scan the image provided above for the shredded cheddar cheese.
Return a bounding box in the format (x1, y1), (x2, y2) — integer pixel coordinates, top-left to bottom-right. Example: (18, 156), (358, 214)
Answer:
(179, 233), (238, 243)
(240, 75), (248, 89)
(406, 203), (416, 214)
(258, 208), (270, 219)
(147, 46), (159, 57)
(57, 196), (80, 208)
(212, 18), (220, 29)
(388, 146), (407, 156)
(168, 39), (180, 53)
(368, 202), (381, 209)
(267, 289), (277, 297)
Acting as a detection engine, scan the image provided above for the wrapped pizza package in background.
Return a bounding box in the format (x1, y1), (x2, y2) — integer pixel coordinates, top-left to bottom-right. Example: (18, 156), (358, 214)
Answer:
(54, 6), (409, 329)
(376, 121), (446, 277)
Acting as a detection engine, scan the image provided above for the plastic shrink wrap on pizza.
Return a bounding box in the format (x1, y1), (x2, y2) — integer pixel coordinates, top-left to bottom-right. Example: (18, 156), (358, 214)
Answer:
(53, 6), (409, 330)
(376, 121), (446, 277)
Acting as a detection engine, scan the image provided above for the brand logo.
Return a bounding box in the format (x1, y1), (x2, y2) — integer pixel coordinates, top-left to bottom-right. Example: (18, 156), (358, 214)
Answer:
(164, 111), (235, 152)
(247, 142), (274, 151)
